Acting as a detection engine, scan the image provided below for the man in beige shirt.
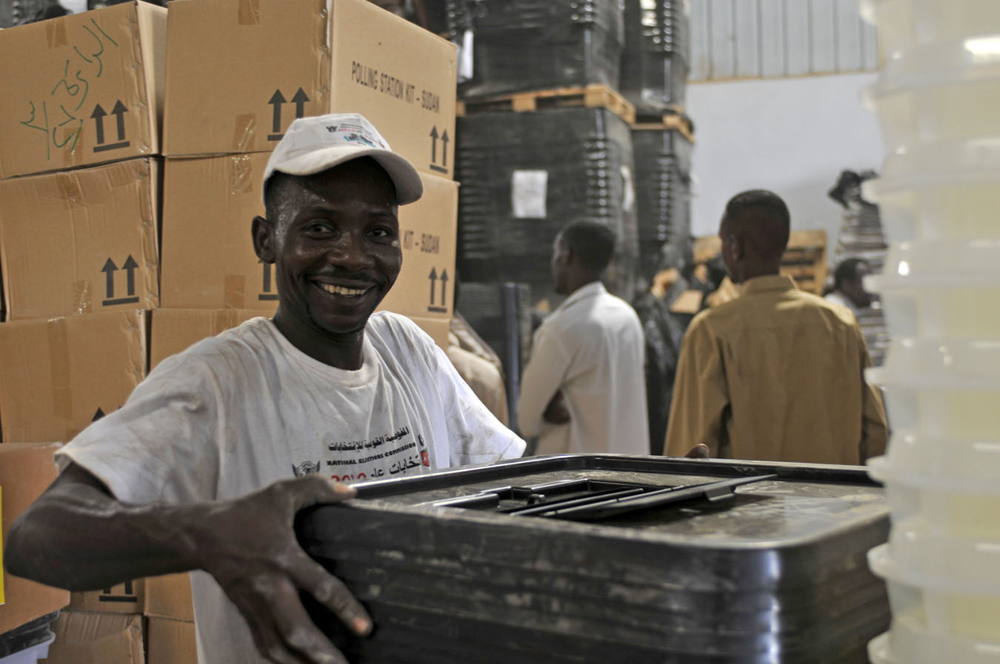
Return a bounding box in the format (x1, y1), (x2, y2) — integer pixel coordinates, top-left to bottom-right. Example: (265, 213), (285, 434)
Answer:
(664, 190), (888, 465)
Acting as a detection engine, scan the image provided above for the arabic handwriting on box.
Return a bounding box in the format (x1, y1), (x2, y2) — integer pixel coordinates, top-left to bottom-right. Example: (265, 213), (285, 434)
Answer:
(20, 18), (120, 160)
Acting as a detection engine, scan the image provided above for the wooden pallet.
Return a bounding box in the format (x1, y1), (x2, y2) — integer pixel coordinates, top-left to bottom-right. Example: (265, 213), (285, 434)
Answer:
(457, 84), (637, 125)
(632, 113), (696, 144)
(691, 230), (828, 296)
(781, 230), (828, 296)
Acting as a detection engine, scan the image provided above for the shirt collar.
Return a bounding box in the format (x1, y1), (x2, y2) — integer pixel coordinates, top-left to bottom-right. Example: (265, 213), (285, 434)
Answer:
(559, 281), (607, 311)
(739, 275), (798, 296)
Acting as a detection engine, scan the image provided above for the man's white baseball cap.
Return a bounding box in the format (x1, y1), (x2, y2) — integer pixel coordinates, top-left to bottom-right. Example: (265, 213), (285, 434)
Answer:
(262, 113), (423, 205)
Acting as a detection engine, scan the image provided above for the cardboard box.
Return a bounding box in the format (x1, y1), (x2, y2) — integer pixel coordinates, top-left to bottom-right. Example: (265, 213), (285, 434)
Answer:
(163, 0), (457, 178)
(0, 158), (161, 321)
(44, 611), (145, 664)
(0, 310), (147, 443)
(144, 573), (194, 621)
(69, 580), (146, 615)
(0, 443), (70, 634)
(160, 157), (457, 319)
(159, 153), (276, 312)
(150, 308), (263, 369)
(410, 316), (451, 351)
(0, 2), (167, 179)
(377, 173), (457, 320)
(147, 617), (196, 664)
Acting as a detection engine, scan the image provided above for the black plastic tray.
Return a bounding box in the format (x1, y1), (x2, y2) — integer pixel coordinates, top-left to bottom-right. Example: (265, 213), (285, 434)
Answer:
(297, 455), (889, 663)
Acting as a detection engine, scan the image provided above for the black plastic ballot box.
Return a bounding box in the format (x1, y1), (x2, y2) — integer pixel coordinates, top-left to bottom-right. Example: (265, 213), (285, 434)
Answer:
(296, 455), (889, 664)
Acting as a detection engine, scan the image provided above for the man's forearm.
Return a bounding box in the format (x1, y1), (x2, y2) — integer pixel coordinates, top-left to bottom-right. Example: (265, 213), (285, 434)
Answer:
(5, 464), (203, 591)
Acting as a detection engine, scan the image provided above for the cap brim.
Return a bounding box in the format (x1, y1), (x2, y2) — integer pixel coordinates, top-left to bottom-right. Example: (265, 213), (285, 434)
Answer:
(269, 146), (424, 205)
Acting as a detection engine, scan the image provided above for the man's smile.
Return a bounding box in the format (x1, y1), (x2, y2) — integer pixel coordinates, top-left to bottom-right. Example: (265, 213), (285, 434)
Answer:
(314, 282), (373, 297)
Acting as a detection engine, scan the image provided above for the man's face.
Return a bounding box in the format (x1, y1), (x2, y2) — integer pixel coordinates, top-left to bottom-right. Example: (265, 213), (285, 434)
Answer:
(551, 235), (571, 295)
(258, 160), (401, 338)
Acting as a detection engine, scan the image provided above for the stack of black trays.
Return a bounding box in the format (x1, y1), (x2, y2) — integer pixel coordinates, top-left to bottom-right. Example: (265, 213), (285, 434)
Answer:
(0, 612), (58, 661)
(456, 281), (534, 427)
(449, 0), (626, 99)
(456, 282), (533, 379)
(620, 0), (691, 116)
(632, 125), (693, 279)
(456, 107), (639, 306)
(298, 456), (890, 664)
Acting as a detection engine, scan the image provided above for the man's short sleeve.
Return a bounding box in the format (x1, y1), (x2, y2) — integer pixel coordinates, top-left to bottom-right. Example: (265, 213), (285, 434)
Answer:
(57, 354), (223, 505)
(433, 343), (526, 465)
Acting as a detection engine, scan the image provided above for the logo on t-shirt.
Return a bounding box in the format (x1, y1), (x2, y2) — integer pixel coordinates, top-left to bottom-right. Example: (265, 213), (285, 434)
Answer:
(323, 425), (428, 482)
(292, 460), (321, 477)
(418, 434), (430, 467)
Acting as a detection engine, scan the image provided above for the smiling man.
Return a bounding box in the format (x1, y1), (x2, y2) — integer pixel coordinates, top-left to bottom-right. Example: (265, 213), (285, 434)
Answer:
(4, 114), (525, 664)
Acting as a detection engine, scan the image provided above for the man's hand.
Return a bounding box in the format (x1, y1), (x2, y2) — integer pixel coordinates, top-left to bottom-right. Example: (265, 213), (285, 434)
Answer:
(189, 476), (371, 664)
(543, 391), (571, 425)
(5, 465), (369, 664)
(685, 444), (710, 459)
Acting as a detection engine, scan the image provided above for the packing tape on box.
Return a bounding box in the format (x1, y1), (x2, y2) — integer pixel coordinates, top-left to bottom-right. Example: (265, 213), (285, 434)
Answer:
(233, 115), (257, 153)
(212, 310), (238, 337)
(47, 317), (73, 421)
(45, 19), (69, 48)
(224, 275), (246, 309)
(230, 154), (255, 195)
(71, 280), (93, 315)
(111, 158), (148, 188)
(56, 172), (84, 204)
(238, 0), (261, 26)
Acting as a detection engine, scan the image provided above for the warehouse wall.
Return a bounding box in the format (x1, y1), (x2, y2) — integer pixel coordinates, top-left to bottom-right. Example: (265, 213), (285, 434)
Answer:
(690, 0), (880, 81)
(686, 72), (883, 243)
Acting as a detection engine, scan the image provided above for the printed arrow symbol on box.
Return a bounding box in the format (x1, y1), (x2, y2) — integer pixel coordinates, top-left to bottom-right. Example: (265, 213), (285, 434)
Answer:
(429, 267), (438, 306)
(429, 126), (439, 164)
(268, 89), (287, 134)
(111, 100), (128, 142)
(91, 104), (107, 145)
(122, 255), (139, 296)
(260, 260), (274, 293)
(440, 130), (449, 168)
(439, 269), (449, 307)
(291, 88), (310, 120)
(102, 257), (117, 298)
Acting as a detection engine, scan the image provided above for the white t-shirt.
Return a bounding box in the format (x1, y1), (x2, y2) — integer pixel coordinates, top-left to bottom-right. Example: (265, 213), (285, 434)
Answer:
(58, 312), (525, 664)
(824, 290), (858, 314)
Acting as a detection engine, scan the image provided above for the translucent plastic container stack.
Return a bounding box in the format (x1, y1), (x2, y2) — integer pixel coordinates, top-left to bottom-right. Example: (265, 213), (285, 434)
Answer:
(860, 1), (1000, 661)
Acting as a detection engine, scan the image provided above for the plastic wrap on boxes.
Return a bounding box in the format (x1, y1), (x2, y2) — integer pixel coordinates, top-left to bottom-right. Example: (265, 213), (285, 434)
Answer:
(632, 128), (692, 278)
(456, 282), (534, 419)
(621, 0), (691, 115)
(451, 0), (625, 99)
(457, 107), (639, 305)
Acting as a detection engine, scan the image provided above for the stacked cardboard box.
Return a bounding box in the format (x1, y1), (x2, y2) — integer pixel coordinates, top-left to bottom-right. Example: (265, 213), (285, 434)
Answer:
(144, 574), (196, 664)
(0, 444), (70, 638)
(0, 6), (165, 657)
(0, 1), (460, 661)
(156, 0), (460, 357)
(0, 1), (165, 439)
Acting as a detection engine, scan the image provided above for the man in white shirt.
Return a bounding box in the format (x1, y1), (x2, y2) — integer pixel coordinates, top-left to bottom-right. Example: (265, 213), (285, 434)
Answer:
(517, 221), (649, 455)
(825, 258), (874, 314)
(5, 114), (525, 664)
